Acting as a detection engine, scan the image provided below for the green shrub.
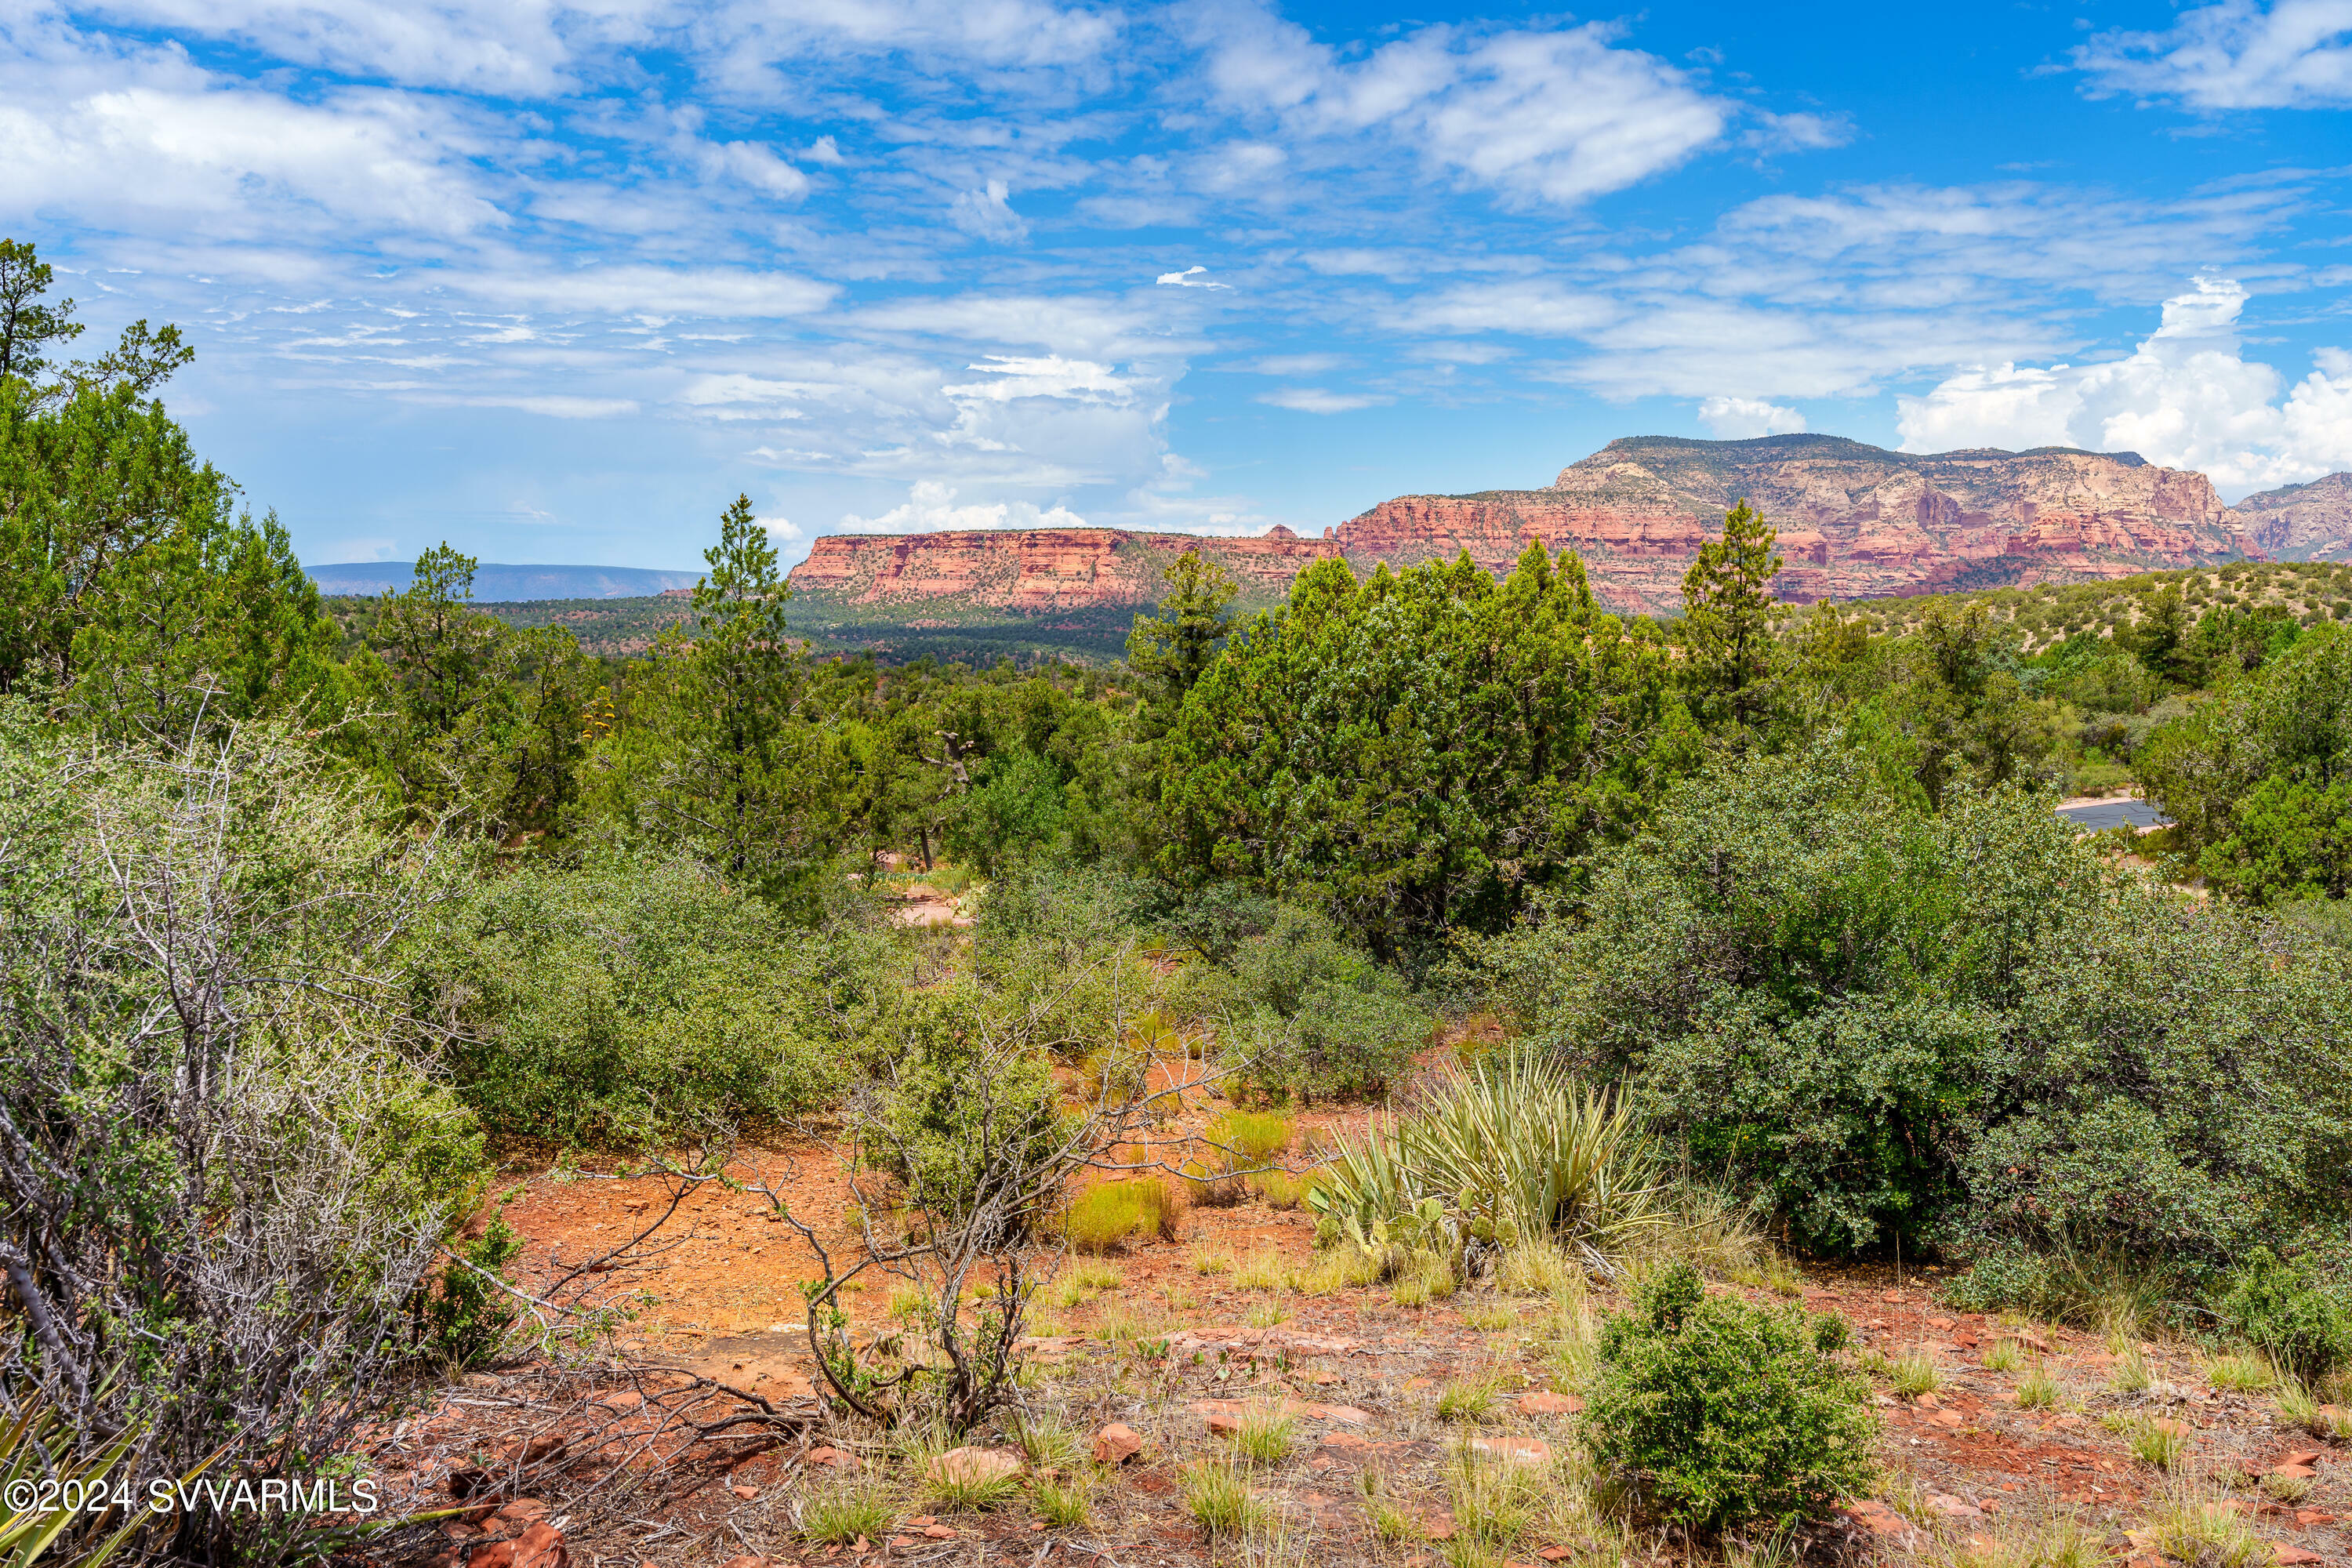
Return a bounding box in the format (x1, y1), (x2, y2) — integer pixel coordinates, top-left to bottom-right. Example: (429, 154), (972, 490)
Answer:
(2217, 1250), (2352, 1381)
(1485, 739), (2352, 1266)
(1184, 904), (1431, 1101)
(1582, 1265), (1877, 1532)
(428, 854), (874, 1144)
(877, 992), (1070, 1225)
(416, 1210), (524, 1370)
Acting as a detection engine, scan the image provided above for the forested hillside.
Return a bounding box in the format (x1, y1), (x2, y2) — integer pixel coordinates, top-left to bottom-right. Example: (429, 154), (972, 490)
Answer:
(5, 249), (2350, 1568)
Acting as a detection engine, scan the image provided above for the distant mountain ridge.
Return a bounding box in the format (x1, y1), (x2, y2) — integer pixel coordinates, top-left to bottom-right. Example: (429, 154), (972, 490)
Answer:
(2227, 472), (2352, 563)
(309, 561), (701, 601)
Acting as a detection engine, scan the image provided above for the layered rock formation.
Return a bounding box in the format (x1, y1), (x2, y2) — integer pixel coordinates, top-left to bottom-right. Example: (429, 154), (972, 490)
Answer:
(789, 525), (1338, 614)
(786, 437), (2352, 630)
(2227, 474), (2352, 563)
(1336, 435), (2245, 615)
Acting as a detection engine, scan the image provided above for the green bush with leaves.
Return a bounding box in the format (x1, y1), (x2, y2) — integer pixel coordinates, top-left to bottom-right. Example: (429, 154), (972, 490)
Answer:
(873, 989), (1073, 1225)
(1181, 903), (1430, 1100)
(2140, 622), (2352, 898)
(2217, 1250), (2352, 1381)
(426, 854), (889, 1145)
(1482, 737), (2352, 1264)
(1582, 1265), (1876, 1533)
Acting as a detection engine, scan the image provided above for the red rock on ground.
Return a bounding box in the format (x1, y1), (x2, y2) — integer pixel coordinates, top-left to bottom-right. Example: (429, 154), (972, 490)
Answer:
(928, 1446), (1022, 1486)
(470, 1523), (567, 1568)
(1092, 1422), (1144, 1465)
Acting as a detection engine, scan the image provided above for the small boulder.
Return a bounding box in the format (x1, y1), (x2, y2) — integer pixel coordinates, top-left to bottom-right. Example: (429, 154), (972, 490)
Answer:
(2270, 1547), (2321, 1566)
(1518, 1391), (1582, 1416)
(928, 1446), (1022, 1486)
(470, 1523), (568, 1568)
(1092, 1423), (1144, 1465)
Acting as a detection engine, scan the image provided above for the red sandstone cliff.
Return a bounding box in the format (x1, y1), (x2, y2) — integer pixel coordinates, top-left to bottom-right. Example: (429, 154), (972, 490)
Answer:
(1334, 435), (2247, 615)
(789, 526), (1338, 612)
(787, 437), (2352, 624)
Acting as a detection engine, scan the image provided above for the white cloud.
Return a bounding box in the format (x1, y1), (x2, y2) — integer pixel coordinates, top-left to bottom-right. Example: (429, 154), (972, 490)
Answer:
(678, 373), (819, 419)
(455, 266), (837, 317)
(1156, 264), (1231, 289)
(0, 82), (505, 238)
(1258, 387), (1387, 413)
(839, 480), (1087, 533)
(1698, 397), (1806, 438)
(75, 0), (601, 93)
(404, 392), (640, 418)
(942, 355), (1134, 404)
(949, 179), (1029, 243)
(1896, 278), (2352, 496)
(703, 140), (811, 200)
(1395, 281), (1616, 336)
(1192, 2), (1730, 208)
(2073, 0), (2352, 109)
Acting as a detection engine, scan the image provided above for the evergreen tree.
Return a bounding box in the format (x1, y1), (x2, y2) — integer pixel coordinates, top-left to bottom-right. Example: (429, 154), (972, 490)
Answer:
(634, 495), (849, 901)
(1126, 548), (1236, 736)
(1679, 499), (1782, 731)
(0, 238), (82, 383)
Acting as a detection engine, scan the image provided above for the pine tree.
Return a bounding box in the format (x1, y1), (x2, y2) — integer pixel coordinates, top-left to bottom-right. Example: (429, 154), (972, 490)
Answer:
(1126, 548), (1237, 737)
(1680, 499), (1783, 731)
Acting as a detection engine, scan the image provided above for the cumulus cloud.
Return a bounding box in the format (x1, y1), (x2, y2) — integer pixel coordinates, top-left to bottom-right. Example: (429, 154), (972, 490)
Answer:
(839, 480), (1087, 533)
(1258, 387), (1387, 413)
(2073, 0), (2352, 109)
(1698, 397), (1806, 438)
(1895, 278), (2352, 497)
(949, 179), (1029, 243)
(1191, 2), (1730, 207)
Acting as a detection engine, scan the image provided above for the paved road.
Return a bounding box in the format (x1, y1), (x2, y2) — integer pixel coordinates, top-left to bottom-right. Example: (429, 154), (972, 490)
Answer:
(2056, 798), (2172, 830)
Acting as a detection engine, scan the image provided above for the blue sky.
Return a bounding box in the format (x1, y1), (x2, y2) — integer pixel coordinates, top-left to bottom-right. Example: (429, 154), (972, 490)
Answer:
(4, 0), (2350, 571)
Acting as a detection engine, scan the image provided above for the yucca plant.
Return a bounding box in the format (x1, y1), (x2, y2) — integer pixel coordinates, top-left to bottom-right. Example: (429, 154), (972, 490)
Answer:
(2, 1404), (148, 1568)
(1308, 1051), (1667, 1272)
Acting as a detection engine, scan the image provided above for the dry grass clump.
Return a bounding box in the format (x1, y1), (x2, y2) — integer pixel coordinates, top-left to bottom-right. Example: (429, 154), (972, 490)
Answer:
(1230, 1402), (1300, 1464)
(1494, 1240), (1577, 1297)
(2142, 1476), (2269, 1568)
(1436, 1369), (1504, 1422)
(2016, 1363), (2060, 1410)
(800, 1475), (895, 1544)
(1181, 1459), (1268, 1537)
(1033, 1474), (1091, 1527)
(1209, 1109), (1293, 1162)
(1889, 1348), (1944, 1398)
(1064, 1178), (1180, 1252)
(1945, 1511), (2105, 1568)
(1392, 1249), (1457, 1307)
(2200, 1351), (2272, 1392)
(1233, 1247), (1290, 1291)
